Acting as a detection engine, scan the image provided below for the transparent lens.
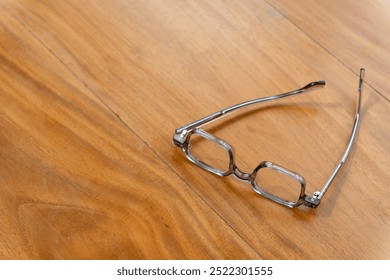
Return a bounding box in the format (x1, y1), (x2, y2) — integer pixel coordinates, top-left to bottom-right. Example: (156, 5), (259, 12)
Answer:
(254, 165), (303, 203)
(188, 132), (231, 173)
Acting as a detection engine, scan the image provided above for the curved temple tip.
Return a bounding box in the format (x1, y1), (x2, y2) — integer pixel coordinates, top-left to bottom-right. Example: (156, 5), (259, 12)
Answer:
(359, 68), (365, 92)
(302, 80), (326, 92)
(360, 68), (365, 81)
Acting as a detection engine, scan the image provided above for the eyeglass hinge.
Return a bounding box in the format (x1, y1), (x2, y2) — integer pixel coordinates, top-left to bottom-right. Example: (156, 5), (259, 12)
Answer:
(173, 130), (188, 147)
(303, 194), (321, 208)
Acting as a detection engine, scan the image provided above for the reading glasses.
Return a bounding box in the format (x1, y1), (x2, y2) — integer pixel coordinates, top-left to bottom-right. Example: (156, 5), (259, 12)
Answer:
(173, 69), (365, 208)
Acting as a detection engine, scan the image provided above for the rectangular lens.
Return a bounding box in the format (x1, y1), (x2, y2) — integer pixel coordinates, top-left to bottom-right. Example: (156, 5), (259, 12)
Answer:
(254, 162), (305, 204)
(188, 131), (231, 175)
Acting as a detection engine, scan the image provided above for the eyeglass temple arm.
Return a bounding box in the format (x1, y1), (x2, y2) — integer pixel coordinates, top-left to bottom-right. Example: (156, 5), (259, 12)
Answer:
(174, 80), (325, 144)
(310, 68), (365, 204)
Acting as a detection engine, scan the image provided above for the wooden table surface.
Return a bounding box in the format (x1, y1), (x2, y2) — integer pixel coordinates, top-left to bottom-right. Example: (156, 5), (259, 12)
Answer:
(0, 0), (389, 259)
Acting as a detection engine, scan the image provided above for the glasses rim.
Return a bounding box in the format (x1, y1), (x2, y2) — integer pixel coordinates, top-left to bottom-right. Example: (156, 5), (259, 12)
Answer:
(252, 161), (306, 207)
(173, 69), (365, 209)
(185, 129), (233, 176)
(185, 129), (307, 208)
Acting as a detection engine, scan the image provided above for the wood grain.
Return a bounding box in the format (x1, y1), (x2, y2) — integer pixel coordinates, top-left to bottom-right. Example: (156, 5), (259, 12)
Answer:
(0, 0), (389, 259)
(0, 7), (258, 259)
(267, 0), (390, 100)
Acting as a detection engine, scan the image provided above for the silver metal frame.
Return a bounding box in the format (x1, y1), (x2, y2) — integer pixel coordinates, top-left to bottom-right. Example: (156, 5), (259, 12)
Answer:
(173, 69), (365, 208)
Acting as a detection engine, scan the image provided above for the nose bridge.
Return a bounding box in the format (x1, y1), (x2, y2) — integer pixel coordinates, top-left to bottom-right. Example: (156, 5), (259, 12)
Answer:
(232, 165), (252, 182)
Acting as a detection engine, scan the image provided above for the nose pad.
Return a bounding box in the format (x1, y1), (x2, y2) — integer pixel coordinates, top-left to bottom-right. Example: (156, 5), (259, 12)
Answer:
(232, 165), (252, 182)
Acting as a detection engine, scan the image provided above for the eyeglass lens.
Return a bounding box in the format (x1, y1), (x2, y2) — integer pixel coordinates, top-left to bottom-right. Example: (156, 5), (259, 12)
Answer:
(254, 167), (302, 204)
(188, 132), (231, 173)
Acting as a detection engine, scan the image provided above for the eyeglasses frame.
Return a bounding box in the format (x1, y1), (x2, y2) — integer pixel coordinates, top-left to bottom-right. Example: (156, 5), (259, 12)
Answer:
(173, 69), (365, 209)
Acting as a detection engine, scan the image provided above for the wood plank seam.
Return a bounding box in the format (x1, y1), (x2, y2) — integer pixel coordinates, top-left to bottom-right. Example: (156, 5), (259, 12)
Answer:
(263, 0), (390, 103)
(2, 5), (265, 258)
